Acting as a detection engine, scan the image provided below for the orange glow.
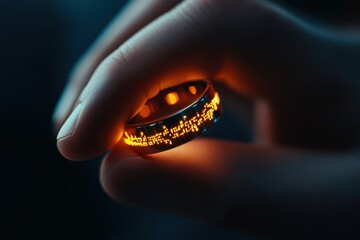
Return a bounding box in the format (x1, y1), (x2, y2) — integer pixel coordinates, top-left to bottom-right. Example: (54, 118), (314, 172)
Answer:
(124, 92), (220, 147)
(188, 85), (197, 95)
(138, 104), (151, 118)
(165, 92), (179, 105)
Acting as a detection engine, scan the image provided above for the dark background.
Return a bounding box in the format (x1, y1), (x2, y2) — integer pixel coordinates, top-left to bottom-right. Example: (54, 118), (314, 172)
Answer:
(0, 0), (358, 239)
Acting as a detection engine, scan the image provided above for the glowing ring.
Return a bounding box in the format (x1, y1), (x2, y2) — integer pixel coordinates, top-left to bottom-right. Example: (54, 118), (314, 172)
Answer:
(123, 80), (221, 154)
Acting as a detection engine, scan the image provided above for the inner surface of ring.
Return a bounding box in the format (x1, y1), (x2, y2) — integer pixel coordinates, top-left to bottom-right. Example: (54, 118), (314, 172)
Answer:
(128, 81), (207, 126)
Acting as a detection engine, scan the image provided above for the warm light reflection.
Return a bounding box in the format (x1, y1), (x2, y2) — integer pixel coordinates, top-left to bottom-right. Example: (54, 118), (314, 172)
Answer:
(165, 92), (179, 105)
(138, 104), (151, 118)
(124, 92), (220, 147)
(188, 85), (197, 95)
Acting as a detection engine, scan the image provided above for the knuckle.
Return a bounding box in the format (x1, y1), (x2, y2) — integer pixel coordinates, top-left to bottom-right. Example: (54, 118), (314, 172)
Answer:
(176, 0), (224, 28)
(193, 0), (227, 18)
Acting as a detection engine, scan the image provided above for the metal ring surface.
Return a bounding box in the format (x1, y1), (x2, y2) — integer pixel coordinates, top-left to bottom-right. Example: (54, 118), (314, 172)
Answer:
(123, 80), (221, 154)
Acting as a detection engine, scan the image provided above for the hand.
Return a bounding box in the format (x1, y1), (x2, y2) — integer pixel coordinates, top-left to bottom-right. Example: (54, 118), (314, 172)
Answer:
(53, 0), (360, 237)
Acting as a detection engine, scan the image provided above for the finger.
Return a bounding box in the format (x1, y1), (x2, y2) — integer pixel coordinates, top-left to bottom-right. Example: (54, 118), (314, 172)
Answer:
(100, 139), (282, 224)
(100, 139), (360, 237)
(56, 0), (226, 160)
(52, 0), (183, 132)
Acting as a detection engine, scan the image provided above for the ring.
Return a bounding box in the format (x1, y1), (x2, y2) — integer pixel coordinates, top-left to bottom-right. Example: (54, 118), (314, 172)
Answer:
(123, 80), (221, 154)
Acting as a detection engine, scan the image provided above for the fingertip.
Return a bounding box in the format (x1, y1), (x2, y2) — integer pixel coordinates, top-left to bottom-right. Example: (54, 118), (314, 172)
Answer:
(52, 99), (67, 135)
(100, 142), (160, 203)
(100, 154), (152, 203)
(55, 99), (128, 161)
(98, 142), (225, 219)
(56, 128), (123, 161)
(56, 133), (120, 161)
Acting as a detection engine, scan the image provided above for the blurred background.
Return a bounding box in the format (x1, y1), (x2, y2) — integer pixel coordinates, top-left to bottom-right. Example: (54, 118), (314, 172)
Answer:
(0, 0), (358, 239)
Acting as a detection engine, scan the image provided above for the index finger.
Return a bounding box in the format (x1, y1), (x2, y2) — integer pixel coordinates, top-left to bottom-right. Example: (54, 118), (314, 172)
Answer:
(56, 0), (226, 160)
(53, 0), (182, 132)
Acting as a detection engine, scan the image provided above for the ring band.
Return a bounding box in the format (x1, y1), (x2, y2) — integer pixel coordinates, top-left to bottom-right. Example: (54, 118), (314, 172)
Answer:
(123, 80), (221, 154)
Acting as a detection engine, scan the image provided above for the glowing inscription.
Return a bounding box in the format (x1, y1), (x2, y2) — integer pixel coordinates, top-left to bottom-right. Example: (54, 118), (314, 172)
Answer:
(124, 92), (220, 147)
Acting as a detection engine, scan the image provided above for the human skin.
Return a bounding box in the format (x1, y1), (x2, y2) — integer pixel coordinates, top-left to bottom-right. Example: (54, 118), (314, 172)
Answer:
(53, 0), (360, 237)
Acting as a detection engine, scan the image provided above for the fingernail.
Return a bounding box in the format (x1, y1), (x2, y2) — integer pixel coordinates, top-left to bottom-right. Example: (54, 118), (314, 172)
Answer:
(56, 103), (83, 141)
(52, 85), (79, 132)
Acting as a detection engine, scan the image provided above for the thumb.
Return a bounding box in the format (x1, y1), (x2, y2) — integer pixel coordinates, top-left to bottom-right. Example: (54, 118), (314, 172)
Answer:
(100, 139), (287, 228)
(100, 139), (360, 237)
